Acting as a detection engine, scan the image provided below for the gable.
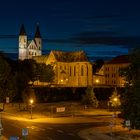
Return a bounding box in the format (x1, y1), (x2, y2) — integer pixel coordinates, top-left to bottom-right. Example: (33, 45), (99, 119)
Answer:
(46, 51), (57, 64)
(28, 40), (38, 50)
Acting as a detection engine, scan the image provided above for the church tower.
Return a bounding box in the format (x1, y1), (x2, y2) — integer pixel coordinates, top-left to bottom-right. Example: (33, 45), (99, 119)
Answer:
(34, 24), (42, 56)
(18, 24), (27, 60)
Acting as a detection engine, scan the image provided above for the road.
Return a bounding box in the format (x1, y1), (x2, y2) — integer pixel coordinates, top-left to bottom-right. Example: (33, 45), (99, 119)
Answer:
(1, 114), (109, 140)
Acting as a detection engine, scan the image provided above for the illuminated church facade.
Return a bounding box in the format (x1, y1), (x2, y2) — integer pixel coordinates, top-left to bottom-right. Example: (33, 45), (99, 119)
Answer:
(18, 25), (129, 88)
(18, 24), (42, 60)
(18, 24), (94, 87)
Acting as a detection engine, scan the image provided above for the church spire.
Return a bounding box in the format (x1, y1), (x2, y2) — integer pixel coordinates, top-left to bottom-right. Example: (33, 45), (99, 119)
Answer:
(34, 24), (41, 38)
(19, 24), (26, 35)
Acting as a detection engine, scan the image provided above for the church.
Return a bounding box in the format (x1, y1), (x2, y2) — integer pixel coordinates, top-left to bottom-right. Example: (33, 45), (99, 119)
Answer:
(18, 24), (42, 60)
(18, 25), (94, 87)
(18, 25), (129, 88)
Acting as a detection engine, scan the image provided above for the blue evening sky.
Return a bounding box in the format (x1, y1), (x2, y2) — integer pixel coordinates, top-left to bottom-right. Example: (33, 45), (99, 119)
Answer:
(0, 0), (140, 60)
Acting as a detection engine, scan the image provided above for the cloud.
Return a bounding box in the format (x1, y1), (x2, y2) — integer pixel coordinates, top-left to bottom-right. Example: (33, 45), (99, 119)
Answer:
(85, 14), (121, 20)
(0, 33), (140, 48)
(0, 35), (17, 39)
(71, 31), (140, 46)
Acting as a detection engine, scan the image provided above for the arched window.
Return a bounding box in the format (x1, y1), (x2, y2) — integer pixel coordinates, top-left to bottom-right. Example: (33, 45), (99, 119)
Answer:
(81, 65), (84, 76)
(87, 65), (88, 76)
(74, 66), (76, 76)
(70, 66), (72, 76)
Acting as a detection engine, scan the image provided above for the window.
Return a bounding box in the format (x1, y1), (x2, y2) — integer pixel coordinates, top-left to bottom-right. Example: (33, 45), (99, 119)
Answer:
(87, 65), (88, 76)
(70, 66), (72, 76)
(81, 65), (84, 76)
(74, 66), (76, 76)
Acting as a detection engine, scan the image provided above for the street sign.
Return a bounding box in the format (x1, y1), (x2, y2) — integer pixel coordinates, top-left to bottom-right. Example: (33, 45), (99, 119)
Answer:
(125, 120), (131, 127)
(22, 128), (28, 136)
(9, 136), (19, 140)
(6, 97), (9, 103)
(109, 121), (114, 127)
(56, 107), (65, 113)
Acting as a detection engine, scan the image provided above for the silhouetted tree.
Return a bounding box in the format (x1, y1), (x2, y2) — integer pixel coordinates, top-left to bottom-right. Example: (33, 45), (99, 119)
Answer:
(82, 87), (99, 107)
(120, 48), (140, 129)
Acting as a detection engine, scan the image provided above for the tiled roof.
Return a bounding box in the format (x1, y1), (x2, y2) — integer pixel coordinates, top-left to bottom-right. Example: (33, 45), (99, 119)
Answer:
(33, 55), (48, 63)
(106, 55), (130, 64)
(51, 50), (88, 62)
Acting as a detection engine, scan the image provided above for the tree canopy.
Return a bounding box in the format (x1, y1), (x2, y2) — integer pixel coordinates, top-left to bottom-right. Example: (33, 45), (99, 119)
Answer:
(0, 53), (16, 102)
(0, 54), (55, 103)
(82, 87), (99, 107)
(120, 48), (140, 129)
(38, 63), (55, 84)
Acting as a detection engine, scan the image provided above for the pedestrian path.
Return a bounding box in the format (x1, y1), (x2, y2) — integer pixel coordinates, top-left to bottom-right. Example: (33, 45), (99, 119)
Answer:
(79, 127), (119, 140)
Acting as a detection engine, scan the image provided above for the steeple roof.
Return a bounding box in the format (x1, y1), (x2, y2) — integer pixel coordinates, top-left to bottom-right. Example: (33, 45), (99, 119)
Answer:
(19, 24), (26, 35)
(34, 24), (41, 38)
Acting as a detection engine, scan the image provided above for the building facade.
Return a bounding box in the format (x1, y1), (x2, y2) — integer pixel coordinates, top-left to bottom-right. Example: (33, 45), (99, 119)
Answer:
(103, 55), (130, 87)
(18, 24), (42, 60)
(18, 25), (129, 88)
(33, 51), (93, 87)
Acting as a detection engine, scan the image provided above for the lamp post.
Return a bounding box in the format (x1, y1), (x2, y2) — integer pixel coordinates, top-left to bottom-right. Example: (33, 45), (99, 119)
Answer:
(113, 97), (118, 117)
(30, 99), (34, 119)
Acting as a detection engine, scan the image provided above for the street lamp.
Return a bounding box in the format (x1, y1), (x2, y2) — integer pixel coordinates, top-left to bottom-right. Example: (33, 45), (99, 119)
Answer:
(29, 99), (34, 119)
(113, 97), (118, 116)
(95, 79), (99, 84)
(113, 97), (118, 102)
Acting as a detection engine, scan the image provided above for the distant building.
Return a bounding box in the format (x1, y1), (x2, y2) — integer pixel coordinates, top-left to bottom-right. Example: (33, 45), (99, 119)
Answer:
(18, 24), (42, 60)
(18, 25), (129, 88)
(33, 50), (93, 87)
(103, 55), (130, 87)
(93, 65), (105, 86)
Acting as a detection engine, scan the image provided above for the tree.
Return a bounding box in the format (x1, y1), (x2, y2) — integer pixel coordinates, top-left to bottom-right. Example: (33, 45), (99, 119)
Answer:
(82, 87), (99, 107)
(13, 59), (38, 102)
(0, 54), (16, 102)
(120, 48), (140, 129)
(38, 64), (55, 85)
(108, 87), (121, 108)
